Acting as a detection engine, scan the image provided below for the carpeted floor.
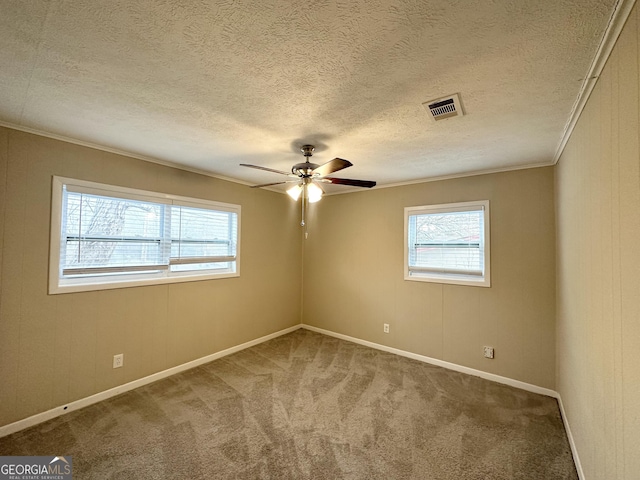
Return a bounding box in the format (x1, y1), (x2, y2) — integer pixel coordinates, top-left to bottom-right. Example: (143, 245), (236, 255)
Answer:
(0, 329), (577, 479)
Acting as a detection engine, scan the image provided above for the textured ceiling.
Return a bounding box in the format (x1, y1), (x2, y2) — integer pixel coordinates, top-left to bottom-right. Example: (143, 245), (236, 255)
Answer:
(0, 0), (616, 192)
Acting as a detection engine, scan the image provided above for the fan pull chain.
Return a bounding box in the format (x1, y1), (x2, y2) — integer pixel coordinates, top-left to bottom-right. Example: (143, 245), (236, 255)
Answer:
(301, 188), (306, 227)
(301, 185), (310, 238)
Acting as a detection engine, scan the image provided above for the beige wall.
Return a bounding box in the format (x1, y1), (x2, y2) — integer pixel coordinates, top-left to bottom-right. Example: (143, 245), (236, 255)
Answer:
(0, 127), (302, 427)
(555, 4), (640, 479)
(303, 167), (557, 389)
(0, 127), (559, 429)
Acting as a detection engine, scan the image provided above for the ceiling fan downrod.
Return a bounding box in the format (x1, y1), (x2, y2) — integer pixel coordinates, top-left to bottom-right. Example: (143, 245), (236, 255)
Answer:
(239, 143), (376, 231)
(292, 145), (319, 177)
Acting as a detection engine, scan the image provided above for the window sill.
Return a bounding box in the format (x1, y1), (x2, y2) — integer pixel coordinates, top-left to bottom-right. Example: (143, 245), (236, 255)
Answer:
(49, 270), (239, 295)
(404, 271), (490, 288)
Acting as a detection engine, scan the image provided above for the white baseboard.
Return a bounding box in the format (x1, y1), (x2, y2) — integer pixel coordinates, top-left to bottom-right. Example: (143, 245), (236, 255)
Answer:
(301, 324), (585, 476)
(1, 321), (583, 479)
(556, 393), (585, 480)
(301, 324), (557, 397)
(0, 324), (302, 438)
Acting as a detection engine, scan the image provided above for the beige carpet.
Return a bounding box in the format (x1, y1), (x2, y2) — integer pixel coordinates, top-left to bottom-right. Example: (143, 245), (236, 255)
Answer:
(0, 329), (577, 479)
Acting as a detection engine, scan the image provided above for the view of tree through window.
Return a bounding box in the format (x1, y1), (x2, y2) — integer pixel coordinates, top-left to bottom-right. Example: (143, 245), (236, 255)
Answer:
(51, 177), (240, 293)
(63, 193), (164, 269)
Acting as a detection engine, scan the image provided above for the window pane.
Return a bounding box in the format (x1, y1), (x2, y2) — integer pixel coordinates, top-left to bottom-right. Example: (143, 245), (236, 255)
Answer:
(61, 191), (164, 271)
(52, 177), (241, 293)
(170, 261), (233, 272)
(170, 206), (237, 260)
(409, 210), (484, 274)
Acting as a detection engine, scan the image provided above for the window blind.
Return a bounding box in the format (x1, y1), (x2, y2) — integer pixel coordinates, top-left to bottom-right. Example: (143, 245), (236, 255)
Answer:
(407, 208), (484, 276)
(61, 191), (167, 275)
(59, 187), (237, 277)
(169, 205), (237, 271)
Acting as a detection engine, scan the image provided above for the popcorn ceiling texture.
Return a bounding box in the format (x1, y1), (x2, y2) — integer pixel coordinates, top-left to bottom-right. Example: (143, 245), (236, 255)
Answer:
(0, 0), (614, 188)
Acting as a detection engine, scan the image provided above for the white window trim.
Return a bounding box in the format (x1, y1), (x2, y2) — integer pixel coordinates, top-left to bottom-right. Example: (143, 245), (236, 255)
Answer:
(49, 176), (241, 294)
(404, 200), (490, 287)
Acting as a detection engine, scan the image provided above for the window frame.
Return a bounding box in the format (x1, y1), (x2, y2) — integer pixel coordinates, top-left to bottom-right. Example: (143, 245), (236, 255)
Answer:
(49, 176), (241, 294)
(404, 200), (490, 287)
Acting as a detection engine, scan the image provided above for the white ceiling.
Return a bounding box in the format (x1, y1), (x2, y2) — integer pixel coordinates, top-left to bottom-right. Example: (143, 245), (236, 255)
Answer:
(0, 0), (616, 192)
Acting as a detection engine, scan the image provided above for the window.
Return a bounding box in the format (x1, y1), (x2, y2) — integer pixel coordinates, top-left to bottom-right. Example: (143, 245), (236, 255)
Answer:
(404, 200), (490, 287)
(49, 177), (240, 294)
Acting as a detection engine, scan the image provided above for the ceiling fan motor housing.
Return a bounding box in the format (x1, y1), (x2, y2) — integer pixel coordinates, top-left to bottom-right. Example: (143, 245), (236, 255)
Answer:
(292, 145), (318, 176)
(241, 142), (375, 190)
(292, 162), (319, 176)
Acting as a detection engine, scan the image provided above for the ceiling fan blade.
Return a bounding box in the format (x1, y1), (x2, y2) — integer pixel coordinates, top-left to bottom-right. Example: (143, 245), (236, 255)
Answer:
(250, 179), (301, 188)
(312, 158), (353, 177)
(249, 181), (290, 188)
(323, 177), (377, 188)
(240, 163), (290, 176)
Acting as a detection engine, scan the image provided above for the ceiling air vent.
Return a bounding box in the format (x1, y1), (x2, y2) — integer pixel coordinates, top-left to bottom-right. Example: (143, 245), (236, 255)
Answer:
(422, 93), (464, 122)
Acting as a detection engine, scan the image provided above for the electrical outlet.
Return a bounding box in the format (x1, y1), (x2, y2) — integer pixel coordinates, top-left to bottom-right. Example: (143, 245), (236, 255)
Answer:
(383, 323), (390, 334)
(483, 346), (494, 359)
(113, 353), (124, 368)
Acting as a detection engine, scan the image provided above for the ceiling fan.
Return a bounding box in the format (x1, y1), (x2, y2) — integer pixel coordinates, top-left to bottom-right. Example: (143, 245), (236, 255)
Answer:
(240, 145), (376, 226)
(241, 144), (376, 198)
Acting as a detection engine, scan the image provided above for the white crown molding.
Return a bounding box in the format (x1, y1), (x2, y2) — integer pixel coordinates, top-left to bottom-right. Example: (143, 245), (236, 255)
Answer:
(553, 0), (637, 163)
(326, 161), (554, 196)
(2, 0), (634, 197)
(0, 121), (263, 189)
(0, 121), (556, 198)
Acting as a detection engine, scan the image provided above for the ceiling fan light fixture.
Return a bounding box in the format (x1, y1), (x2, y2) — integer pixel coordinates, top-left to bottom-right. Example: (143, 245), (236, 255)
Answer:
(287, 184), (303, 201)
(307, 182), (323, 203)
(241, 144), (375, 228)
